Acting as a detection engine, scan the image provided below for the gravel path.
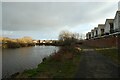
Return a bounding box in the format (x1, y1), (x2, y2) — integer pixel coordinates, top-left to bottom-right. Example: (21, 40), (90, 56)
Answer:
(75, 49), (119, 78)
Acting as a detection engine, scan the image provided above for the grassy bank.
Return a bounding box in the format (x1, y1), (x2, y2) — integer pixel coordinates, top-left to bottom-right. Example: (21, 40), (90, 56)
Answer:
(95, 48), (120, 65)
(12, 45), (81, 78)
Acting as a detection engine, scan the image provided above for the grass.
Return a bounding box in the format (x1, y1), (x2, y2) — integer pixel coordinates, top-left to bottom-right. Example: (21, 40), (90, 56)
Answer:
(96, 48), (120, 65)
(79, 45), (119, 65)
(14, 46), (81, 78)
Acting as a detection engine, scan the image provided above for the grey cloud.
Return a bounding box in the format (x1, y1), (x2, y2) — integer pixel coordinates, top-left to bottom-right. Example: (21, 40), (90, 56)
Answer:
(2, 2), (117, 32)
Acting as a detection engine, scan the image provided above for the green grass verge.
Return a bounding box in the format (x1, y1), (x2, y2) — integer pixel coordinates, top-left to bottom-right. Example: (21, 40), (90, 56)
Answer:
(96, 48), (120, 65)
(15, 46), (81, 78)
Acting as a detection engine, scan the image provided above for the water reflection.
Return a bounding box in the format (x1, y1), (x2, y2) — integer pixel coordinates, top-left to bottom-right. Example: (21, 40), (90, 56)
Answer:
(2, 46), (58, 78)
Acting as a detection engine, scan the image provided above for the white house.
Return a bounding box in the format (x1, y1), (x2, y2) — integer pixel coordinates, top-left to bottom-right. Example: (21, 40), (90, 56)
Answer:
(86, 32), (91, 39)
(94, 27), (98, 37)
(98, 24), (105, 36)
(88, 32), (91, 39)
(114, 11), (120, 32)
(104, 19), (114, 35)
(91, 29), (94, 38)
(33, 40), (38, 43)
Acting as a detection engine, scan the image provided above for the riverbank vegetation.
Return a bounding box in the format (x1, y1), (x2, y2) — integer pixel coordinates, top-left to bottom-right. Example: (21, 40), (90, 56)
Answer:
(2, 37), (35, 48)
(10, 31), (82, 78)
(58, 30), (80, 46)
(13, 46), (81, 78)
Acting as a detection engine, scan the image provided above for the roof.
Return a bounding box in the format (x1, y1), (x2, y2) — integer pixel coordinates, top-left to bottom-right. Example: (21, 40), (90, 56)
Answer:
(117, 10), (120, 13)
(98, 24), (105, 29)
(105, 19), (114, 24)
(88, 32), (91, 34)
(114, 10), (120, 19)
(94, 27), (98, 30)
(91, 29), (94, 32)
(98, 24), (105, 26)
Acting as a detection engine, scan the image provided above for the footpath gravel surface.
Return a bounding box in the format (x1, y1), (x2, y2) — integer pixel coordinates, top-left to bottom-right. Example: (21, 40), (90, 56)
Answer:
(75, 49), (119, 78)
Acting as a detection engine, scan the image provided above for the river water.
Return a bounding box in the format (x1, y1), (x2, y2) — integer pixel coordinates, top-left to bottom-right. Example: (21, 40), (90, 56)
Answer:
(2, 46), (59, 78)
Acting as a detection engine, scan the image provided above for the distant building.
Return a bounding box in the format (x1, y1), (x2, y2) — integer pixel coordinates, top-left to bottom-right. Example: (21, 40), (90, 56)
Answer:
(42, 40), (46, 43)
(37, 40), (53, 44)
(91, 29), (94, 38)
(94, 27), (98, 37)
(114, 11), (120, 32)
(45, 40), (53, 43)
(33, 40), (37, 43)
(98, 24), (105, 36)
(104, 19), (114, 35)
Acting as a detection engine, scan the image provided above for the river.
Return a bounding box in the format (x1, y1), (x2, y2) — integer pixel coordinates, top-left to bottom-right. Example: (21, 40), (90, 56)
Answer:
(2, 46), (59, 78)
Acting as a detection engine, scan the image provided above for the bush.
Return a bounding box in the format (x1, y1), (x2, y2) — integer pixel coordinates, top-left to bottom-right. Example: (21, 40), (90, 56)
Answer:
(6, 41), (21, 48)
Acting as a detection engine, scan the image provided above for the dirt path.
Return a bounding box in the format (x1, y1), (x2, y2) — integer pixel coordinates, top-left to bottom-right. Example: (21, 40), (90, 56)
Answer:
(75, 49), (119, 78)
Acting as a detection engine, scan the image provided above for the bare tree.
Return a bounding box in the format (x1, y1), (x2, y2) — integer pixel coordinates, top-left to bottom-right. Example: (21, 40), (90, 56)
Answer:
(58, 30), (80, 45)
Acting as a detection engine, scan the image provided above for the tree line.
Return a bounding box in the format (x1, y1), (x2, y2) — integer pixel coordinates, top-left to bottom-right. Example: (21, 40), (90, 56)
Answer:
(2, 37), (35, 48)
(1, 30), (83, 48)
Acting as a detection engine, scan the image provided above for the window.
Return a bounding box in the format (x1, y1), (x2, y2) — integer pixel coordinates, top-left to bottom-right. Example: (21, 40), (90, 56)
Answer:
(101, 29), (104, 36)
(110, 23), (114, 33)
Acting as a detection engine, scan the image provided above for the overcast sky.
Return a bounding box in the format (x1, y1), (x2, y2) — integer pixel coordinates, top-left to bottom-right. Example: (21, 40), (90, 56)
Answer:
(1, 1), (119, 40)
